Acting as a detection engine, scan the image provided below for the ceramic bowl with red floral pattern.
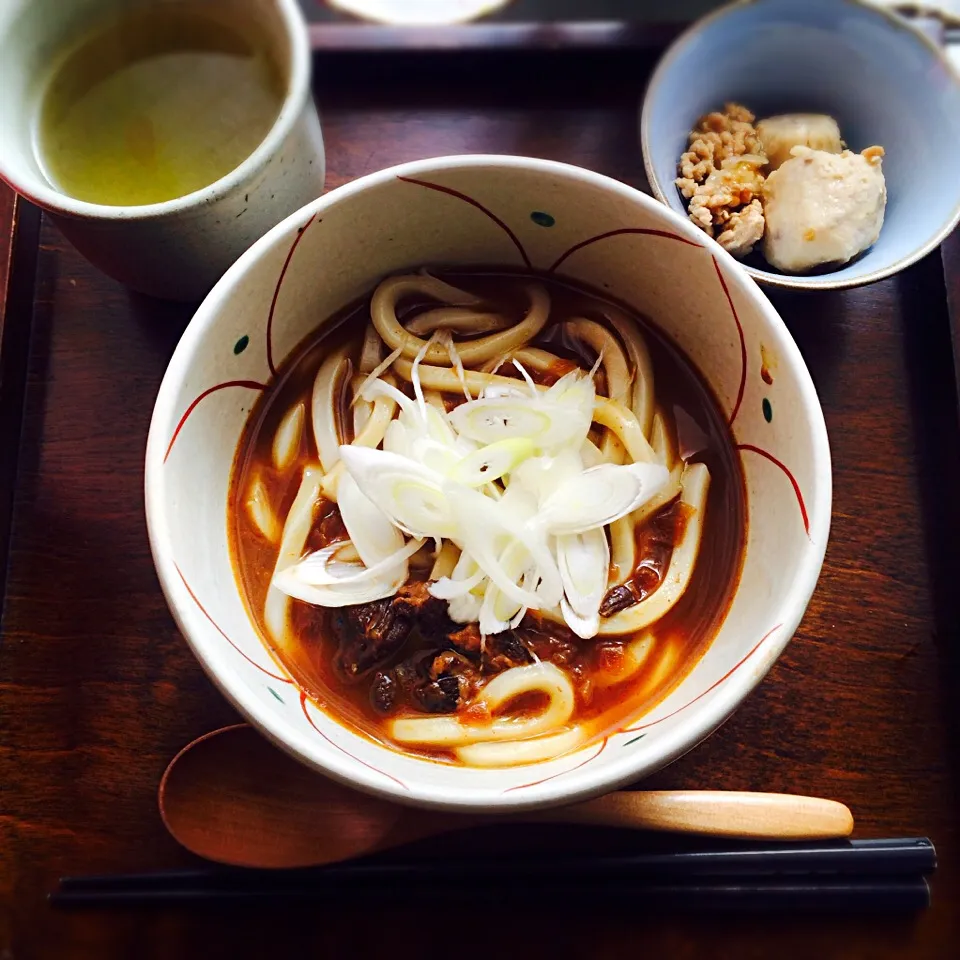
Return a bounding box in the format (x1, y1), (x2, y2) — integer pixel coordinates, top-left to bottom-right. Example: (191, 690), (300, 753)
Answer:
(146, 155), (830, 811)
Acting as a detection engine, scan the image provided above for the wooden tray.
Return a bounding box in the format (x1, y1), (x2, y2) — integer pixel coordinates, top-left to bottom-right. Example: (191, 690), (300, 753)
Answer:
(2, 22), (959, 959)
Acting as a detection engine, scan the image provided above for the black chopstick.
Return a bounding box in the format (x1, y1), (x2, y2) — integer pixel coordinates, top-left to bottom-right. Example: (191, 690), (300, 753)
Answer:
(51, 838), (936, 911)
(50, 876), (931, 912)
(56, 837), (937, 892)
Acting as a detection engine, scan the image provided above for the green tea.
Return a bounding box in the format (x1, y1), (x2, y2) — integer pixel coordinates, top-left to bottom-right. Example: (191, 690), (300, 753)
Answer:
(35, 3), (286, 206)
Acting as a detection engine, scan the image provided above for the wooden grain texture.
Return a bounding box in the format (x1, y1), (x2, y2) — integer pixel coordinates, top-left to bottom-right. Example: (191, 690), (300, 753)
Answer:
(0, 184), (13, 309)
(2, 55), (960, 959)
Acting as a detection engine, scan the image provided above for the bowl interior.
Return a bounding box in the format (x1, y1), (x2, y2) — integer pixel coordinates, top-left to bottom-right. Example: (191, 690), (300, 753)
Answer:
(642, 0), (960, 289)
(147, 156), (830, 809)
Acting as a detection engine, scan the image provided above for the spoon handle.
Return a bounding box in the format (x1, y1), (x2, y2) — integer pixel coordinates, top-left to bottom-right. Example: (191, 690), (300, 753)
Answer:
(533, 791), (854, 840)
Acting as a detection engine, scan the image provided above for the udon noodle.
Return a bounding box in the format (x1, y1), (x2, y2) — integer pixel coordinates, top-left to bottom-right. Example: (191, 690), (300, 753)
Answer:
(229, 269), (745, 766)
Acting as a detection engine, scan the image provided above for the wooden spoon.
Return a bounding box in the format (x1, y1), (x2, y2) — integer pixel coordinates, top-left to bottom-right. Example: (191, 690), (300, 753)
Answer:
(159, 724), (854, 869)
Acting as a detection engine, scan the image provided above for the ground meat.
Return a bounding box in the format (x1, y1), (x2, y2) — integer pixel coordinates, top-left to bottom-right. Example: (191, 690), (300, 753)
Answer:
(371, 648), (483, 715)
(335, 581), (451, 681)
(716, 198), (765, 258)
(677, 102), (766, 196)
(676, 102), (767, 255)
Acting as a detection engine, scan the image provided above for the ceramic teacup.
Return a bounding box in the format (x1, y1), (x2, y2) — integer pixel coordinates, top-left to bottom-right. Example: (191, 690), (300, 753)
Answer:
(0, 0), (325, 301)
(146, 155), (831, 811)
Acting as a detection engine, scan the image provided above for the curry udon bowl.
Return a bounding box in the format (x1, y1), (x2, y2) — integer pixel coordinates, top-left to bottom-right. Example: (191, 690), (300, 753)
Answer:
(145, 155), (831, 811)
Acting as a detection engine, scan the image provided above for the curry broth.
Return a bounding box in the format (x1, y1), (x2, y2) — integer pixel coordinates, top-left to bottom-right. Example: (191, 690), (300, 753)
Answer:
(229, 270), (746, 763)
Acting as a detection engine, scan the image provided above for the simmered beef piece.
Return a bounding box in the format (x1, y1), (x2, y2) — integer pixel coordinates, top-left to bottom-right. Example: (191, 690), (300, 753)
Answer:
(516, 615), (581, 666)
(599, 501), (692, 617)
(599, 584), (636, 617)
(305, 499), (349, 554)
(370, 649), (482, 715)
(419, 651), (483, 712)
(333, 598), (411, 680)
(446, 623), (482, 657)
(335, 582), (450, 680)
(483, 631), (533, 673)
(513, 614), (590, 699)
(445, 623), (532, 673)
(408, 582), (458, 639)
(369, 669), (397, 713)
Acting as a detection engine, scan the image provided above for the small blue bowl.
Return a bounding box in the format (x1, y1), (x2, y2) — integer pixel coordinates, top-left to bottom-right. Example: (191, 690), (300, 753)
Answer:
(641, 0), (960, 290)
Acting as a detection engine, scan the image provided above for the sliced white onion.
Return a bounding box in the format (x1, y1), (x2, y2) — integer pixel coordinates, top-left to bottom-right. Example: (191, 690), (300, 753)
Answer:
(448, 588), (483, 623)
(332, 541), (361, 564)
(429, 547), (483, 600)
(449, 374), (594, 453)
(337, 471), (404, 567)
(478, 539), (531, 635)
(383, 418), (411, 457)
(556, 527), (609, 639)
(560, 597), (599, 641)
(580, 439), (605, 468)
(339, 445), (457, 539)
(273, 566), (404, 608)
(510, 448), (584, 503)
(451, 396), (553, 443)
(273, 534), (424, 609)
(360, 375), (416, 416)
(286, 536), (424, 588)
(353, 344), (403, 405)
(447, 437), (535, 487)
(537, 462), (669, 535)
(444, 485), (545, 609)
(429, 567), (486, 599)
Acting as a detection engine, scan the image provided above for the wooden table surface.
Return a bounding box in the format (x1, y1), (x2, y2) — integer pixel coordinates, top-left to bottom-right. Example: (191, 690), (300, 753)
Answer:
(2, 48), (960, 960)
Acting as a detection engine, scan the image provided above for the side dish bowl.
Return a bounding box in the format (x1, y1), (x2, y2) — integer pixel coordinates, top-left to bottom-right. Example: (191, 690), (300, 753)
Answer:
(145, 155), (831, 811)
(641, 0), (960, 291)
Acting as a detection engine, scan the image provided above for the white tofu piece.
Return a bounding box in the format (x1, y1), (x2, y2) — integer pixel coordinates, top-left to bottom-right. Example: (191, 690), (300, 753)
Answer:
(756, 114), (844, 171)
(762, 146), (886, 273)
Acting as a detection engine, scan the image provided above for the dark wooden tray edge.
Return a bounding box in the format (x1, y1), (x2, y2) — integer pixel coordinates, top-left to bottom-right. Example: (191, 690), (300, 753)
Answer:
(307, 20), (683, 52)
(0, 193), (41, 597)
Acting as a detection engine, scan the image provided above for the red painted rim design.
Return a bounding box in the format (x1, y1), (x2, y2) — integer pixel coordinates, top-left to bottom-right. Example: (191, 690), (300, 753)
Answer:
(300, 691), (409, 789)
(267, 214), (319, 376)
